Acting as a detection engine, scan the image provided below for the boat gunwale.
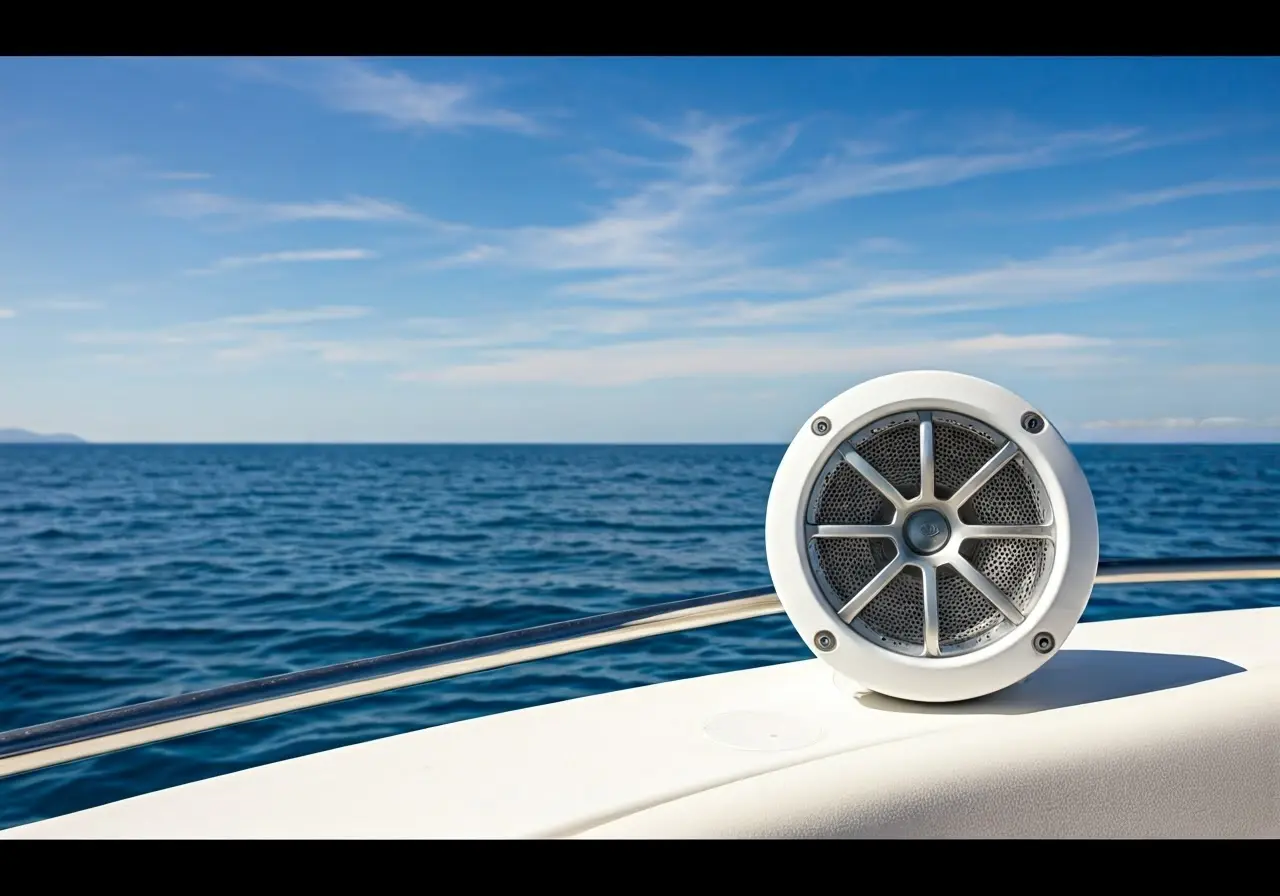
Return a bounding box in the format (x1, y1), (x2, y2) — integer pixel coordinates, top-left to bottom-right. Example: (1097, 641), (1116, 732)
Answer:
(1, 555), (1279, 780)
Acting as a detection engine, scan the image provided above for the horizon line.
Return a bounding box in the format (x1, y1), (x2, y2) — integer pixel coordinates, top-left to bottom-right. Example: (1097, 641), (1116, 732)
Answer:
(2, 440), (1278, 447)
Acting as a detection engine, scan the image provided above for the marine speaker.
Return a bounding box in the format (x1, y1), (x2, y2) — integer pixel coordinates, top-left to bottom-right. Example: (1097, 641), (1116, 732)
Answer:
(765, 370), (1098, 703)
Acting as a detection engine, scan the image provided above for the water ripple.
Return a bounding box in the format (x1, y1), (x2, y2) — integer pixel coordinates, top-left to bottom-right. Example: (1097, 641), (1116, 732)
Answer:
(0, 442), (1277, 829)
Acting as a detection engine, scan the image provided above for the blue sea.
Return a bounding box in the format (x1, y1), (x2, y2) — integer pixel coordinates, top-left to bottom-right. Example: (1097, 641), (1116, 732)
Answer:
(1, 443), (1279, 830)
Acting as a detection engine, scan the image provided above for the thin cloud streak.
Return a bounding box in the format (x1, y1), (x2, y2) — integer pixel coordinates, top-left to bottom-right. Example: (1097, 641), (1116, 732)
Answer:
(322, 63), (539, 134)
(352, 225), (1267, 373)
(127, 222), (1269, 380)
(402, 331), (1130, 386)
(30, 299), (103, 312)
(1047, 177), (1280, 219)
(427, 244), (505, 267)
(69, 305), (375, 348)
(1082, 416), (1280, 429)
(219, 306), (371, 326)
(240, 58), (542, 135)
(747, 126), (1153, 213)
(153, 191), (421, 225)
(425, 114), (788, 282)
(296, 225), (1275, 368)
(684, 227), (1280, 327)
(188, 248), (377, 275)
(1176, 362), (1280, 378)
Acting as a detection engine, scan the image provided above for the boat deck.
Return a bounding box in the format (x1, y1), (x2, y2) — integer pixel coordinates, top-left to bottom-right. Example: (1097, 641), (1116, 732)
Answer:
(5, 605), (1279, 838)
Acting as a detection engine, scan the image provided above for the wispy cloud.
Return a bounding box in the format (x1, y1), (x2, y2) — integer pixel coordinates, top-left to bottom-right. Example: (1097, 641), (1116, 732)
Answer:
(70, 304), (444, 370)
(243, 58), (541, 135)
(680, 226), (1280, 325)
(1082, 415), (1280, 430)
(1176, 362), (1280, 378)
(219, 306), (371, 326)
(154, 171), (213, 181)
(428, 244), (506, 267)
(407, 305), (664, 348)
(145, 306), (667, 368)
(70, 305), (374, 348)
(0, 308), (15, 319)
(426, 113), (1186, 309)
(553, 263), (849, 303)
(82, 155), (212, 185)
(403, 224), (1274, 360)
(748, 126), (1154, 213)
(60, 104), (1266, 409)
(27, 298), (103, 312)
(400, 331), (1129, 386)
(323, 63), (539, 134)
(209, 335), (434, 366)
(424, 113), (789, 286)
(134, 221), (1266, 382)
(856, 237), (913, 254)
(1047, 176), (1280, 219)
(188, 248), (377, 275)
(153, 190), (420, 225)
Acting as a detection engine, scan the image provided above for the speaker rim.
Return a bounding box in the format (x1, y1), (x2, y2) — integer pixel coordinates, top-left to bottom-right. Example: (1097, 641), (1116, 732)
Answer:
(765, 370), (1099, 703)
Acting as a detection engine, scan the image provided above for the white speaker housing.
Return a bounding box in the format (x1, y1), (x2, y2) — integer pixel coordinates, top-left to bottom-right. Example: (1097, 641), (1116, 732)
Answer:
(765, 370), (1098, 703)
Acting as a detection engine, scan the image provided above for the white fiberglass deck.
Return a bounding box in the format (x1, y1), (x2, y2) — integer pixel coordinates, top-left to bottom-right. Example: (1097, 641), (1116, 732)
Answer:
(5, 605), (1279, 838)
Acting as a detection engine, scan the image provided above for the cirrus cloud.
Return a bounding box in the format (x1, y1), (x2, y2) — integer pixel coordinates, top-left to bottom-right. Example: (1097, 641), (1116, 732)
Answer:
(186, 248), (377, 275)
(401, 331), (1131, 386)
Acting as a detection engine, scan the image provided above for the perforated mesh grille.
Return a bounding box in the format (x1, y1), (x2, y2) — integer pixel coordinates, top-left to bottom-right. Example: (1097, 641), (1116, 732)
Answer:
(810, 461), (887, 526)
(965, 460), (1045, 526)
(936, 571), (1002, 643)
(858, 567), (924, 645)
(811, 538), (889, 606)
(854, 418), (921, 501)
(963, 536), (1049, 613)
(932, 416), (998, 499)
(806, 410), (1054, 655)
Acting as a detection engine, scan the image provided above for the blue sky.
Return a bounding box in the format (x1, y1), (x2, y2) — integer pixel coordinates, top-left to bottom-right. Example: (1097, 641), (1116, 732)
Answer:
(1, 56), (1278, 443)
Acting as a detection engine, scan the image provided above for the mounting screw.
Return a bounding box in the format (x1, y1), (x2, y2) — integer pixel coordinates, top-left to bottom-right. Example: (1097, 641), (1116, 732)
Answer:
(1033, 632), (1055, 654)
(814, 630), (837, 651)
(1021, 412), (1045, 434)
(811, 417), (831, 436)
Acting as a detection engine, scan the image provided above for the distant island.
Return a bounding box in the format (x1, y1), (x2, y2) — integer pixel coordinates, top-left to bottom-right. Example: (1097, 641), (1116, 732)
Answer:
(0, 428), (87, 444)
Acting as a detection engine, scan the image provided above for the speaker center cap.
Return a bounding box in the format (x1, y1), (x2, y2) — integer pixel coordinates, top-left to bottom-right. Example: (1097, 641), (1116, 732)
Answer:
(904, 509), (950, 555)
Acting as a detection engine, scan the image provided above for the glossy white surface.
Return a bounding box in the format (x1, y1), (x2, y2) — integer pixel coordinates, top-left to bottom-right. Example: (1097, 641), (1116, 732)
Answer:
(4, 605), (1278, 838)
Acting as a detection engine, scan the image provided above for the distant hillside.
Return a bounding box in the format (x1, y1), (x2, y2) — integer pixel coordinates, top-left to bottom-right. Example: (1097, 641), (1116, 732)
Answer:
(0, 428), (87, 444)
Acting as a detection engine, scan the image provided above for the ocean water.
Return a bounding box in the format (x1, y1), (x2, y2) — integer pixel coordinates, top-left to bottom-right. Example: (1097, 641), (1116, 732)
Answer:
(1, 443), (1278, 830)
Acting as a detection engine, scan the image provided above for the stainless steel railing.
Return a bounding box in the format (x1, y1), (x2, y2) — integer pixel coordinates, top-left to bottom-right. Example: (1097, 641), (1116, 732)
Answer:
(2, 555), (1279, 780)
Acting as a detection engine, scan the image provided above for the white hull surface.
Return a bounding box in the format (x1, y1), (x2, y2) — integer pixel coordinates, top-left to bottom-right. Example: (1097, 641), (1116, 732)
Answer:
(5, 605), (1279, 838)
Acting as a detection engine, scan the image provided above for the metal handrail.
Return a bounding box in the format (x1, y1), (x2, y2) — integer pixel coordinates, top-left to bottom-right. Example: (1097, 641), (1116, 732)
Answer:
(2, 555), (1279, 780)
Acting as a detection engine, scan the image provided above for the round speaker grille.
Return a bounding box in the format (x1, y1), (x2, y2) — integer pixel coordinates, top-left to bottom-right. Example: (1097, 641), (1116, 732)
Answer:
(805, 410), (1055, 658)
(766, 370), (1098, 702)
